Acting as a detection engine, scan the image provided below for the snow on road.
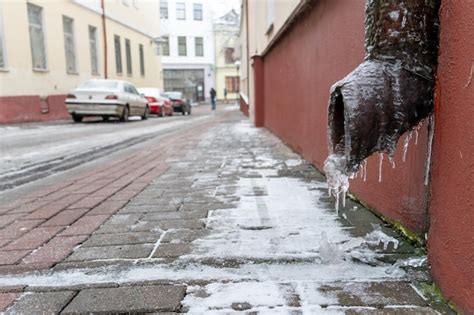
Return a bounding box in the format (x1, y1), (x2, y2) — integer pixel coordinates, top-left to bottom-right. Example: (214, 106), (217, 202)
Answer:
(0, 115), (209, 178)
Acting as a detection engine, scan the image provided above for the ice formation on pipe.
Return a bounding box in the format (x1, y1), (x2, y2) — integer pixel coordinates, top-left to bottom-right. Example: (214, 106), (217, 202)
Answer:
(325, 0), (439, 206)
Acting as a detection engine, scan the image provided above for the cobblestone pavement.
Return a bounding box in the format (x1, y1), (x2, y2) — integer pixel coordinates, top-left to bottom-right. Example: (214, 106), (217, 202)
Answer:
(0, 107), (451, 314)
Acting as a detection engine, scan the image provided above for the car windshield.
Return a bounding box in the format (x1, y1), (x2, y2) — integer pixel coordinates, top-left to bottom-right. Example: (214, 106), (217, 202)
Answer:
(79, 80), (118, 90)
(164, 92), (182, 99)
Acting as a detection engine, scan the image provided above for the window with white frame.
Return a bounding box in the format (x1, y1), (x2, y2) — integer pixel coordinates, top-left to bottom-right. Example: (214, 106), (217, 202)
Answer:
(0, 6), (6, 69)
(114, 35), (122, 74)
(160, 0), (168, 19)
(63, 16), (77, 73)
(125, 38), (132, 75)
(161, 36), (169, 56)
(89, 26), (99, 75)
(27, 3), (47, 70)
(193, 3), (202, 21)
(195, 37), (203, 57)
(178, 36), (187, 56)
(176, 2), (186, 20)
(139, 44), (145, 76)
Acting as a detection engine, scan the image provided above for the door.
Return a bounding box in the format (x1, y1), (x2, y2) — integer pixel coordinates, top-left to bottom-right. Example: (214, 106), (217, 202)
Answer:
(124, 83), (140, 115)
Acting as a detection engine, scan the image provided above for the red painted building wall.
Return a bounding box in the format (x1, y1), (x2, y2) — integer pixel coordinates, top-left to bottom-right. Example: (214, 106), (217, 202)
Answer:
(262, 0), (430, 234)
(428, 1), (474, 312)
(256, 0), (473, 311)
(0, 95), (70, 124)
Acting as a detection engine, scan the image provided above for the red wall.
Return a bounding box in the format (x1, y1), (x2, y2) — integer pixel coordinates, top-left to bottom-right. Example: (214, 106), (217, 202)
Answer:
(0, 94), (70, 124)
(428, 1), (474, 312)
(262, 0), (430, 234)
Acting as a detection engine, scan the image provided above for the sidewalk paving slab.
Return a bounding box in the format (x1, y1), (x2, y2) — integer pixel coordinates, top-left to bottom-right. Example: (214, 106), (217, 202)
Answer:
(61, 285), (185, 314)
(4, 291), (75, 314)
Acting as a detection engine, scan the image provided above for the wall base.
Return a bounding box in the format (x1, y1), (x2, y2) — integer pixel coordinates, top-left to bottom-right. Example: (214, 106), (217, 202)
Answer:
(0, 95), (70, 124)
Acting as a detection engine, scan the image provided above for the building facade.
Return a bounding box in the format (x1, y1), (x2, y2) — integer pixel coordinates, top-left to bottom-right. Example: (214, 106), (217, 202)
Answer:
(214, 9), (240, 101)
(239, 0), (474, 312)
(159, 0), (215, 103)
(0, 0), (162, 123)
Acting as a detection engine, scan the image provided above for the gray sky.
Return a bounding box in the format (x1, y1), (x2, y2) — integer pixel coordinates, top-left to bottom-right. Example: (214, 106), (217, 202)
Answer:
(210, 0), (241, 20)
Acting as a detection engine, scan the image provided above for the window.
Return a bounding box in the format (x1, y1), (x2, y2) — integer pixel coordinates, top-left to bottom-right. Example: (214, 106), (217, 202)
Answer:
(176, 2), (186, 20)
(0, 7), (6, 69)
(124, 83), (133, 94)
(163, 69), (205, 102)
(125, 38), (132, 75)
(63, 16), (77, 73)
(193, 3), (202, 21)
(125, 83), (139, 95)
(27, 3), (47, 70)
(194, 37), (203, 57)
(89, 26), (99, 75)
(114, 35), (122, 74)
(224, 47), (235, 64)
(225, 76), (240, 92)
(178, 36), (187, 56)
(160, 0), (168, 19)
(161, 36), (169, 56)
(139, 44), (145, 76)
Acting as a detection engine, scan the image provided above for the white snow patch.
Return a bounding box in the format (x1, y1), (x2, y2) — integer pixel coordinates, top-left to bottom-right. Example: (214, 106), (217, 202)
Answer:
(183, 281), (285, 314)
(233, 121), (259, 136)
(285, 159), (303, 167)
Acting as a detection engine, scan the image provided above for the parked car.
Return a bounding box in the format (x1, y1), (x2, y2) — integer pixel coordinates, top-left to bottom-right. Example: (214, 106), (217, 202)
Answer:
(137, 87), (173, 117)
(163, 91), (191, 115)
(65, 80), (149, 122)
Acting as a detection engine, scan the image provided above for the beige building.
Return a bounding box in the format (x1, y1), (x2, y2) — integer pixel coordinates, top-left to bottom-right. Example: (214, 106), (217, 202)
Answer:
(214, 9), (240, 101)
(239, 0), (303, 122)
(0, 0), (162, 99)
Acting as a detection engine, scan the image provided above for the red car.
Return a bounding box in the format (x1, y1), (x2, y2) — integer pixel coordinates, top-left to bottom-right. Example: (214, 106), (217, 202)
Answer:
(137, 88), (173, 117)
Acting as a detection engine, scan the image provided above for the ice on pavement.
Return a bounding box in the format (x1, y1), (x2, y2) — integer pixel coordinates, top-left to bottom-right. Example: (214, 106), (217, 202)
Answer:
(0, 120), (425, 313)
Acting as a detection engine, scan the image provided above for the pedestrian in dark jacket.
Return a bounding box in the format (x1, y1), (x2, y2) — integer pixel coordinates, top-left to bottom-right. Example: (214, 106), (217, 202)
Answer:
(210, 88), (217, 110)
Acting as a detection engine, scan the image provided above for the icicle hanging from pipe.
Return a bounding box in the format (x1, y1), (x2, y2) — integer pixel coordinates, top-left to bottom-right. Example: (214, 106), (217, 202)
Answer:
(324, 0), (439, 204)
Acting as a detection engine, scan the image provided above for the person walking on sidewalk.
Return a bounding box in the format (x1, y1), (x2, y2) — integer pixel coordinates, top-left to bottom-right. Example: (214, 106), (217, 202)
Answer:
(210, 88), (217, 111)
(224, 88), (228, 104)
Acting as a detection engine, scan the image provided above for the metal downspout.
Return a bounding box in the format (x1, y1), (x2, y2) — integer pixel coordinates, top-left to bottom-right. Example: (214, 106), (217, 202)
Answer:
(101, 0), (108, 79)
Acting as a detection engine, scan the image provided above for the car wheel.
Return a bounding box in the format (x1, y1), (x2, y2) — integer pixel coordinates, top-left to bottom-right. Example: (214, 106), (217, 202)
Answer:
(72, 114), (83, 123)
(142, 106), (149, 120)
(102, 116), (109, 122)
(120, 106), (129, 122)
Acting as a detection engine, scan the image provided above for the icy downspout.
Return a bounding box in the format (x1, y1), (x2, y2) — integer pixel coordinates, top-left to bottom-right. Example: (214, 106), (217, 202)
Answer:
(324, 0), (439, 207)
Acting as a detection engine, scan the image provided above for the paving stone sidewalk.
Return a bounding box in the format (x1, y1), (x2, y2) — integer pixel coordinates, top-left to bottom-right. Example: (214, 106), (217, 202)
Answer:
(0, 108), (452, 314)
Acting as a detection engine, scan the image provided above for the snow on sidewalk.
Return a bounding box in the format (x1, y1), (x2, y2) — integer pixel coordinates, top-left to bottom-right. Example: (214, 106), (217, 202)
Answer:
(0, 116), (439, 314)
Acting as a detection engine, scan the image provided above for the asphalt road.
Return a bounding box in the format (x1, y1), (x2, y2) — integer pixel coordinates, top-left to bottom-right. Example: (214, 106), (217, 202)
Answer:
(0, 105), (219, 193)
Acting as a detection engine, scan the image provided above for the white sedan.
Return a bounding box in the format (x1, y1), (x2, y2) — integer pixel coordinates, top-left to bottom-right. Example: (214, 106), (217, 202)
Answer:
(65, 80), (149, 122)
